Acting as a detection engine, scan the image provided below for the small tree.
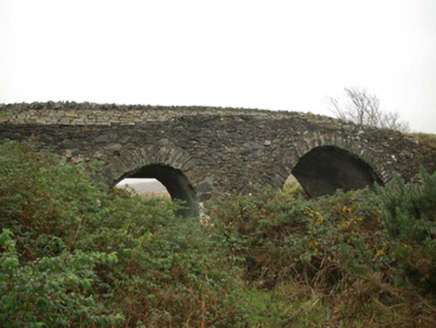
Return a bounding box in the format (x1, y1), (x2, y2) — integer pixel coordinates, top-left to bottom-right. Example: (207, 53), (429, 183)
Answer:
(328, 87), (410, 132)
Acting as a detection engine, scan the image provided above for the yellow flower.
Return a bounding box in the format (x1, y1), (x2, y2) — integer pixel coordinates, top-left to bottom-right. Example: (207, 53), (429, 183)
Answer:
(375, 249), (385, 258)
(316, 217), (324, 225)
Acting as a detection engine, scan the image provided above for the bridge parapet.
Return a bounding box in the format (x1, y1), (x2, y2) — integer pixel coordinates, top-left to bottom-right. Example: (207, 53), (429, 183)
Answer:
(0, 102), (337, 127)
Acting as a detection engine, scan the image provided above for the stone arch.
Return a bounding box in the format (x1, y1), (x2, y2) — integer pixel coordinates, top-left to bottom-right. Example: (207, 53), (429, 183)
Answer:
(291, 145), (383, 198)
(107, 144), (200, 217)
(115, 164), (199, 218)
(277, 133), (387, 198)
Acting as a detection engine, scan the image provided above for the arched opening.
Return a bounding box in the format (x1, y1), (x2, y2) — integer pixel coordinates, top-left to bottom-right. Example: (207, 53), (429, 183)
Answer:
(116, 178), (171, 199)
(114, 164), (199, 218)
(283, 173), (305, 194)
(291, 146), (383, 198)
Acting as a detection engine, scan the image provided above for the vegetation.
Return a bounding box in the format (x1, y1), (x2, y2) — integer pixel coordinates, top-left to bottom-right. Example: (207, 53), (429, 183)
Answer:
(0, 140), (245, 326)
(407, 133), (436, 151)
(1, 140), (436, 326)
(328, 87), (410, 132)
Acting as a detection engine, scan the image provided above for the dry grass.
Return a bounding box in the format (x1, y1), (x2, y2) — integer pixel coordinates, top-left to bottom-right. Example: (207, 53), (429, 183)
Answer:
(138, 191), (171, 199)
(284, 174), (299, 188)
(406, 132), (436, 150)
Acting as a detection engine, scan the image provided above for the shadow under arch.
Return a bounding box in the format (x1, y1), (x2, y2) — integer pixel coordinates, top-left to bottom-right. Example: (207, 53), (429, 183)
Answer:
(115, 164), (199, 218)
(292, 145), (383, 198)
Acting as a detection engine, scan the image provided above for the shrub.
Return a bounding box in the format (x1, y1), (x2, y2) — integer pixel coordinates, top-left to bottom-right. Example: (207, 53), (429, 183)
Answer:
(208, 176), (436, 325)
(2, 139), (436, 326)
(376, 168), (436, 292)
(0, 140), (247, 326)
(0, 229), (122, 326)
(208, 186), (384, 287)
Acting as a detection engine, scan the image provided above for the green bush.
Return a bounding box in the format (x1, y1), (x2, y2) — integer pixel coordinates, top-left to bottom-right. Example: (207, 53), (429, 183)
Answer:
(0, 140), (247, 326)
(0, 229), (122, 326)
(376, 168), (436, 291)
(208, 175), (436, 325)
(208, 186), (384, 286)
(1, 139), (435, 327)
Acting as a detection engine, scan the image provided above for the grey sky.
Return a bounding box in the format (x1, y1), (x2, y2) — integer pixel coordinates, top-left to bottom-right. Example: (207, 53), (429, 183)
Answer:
(1, 0), (435, 133)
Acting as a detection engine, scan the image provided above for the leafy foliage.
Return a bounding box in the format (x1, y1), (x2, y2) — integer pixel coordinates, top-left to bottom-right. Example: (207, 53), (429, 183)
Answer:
(1, 229), (121, 326)
(0, 140), (246, 326)
(1, 139), (435, 327)
(376, 169), (436, 291)
(209, 174), (436, 326)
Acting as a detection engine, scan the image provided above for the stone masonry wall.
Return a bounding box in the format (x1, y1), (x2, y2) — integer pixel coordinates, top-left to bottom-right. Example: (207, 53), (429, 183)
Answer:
(1, 102), (435, 206)
(0, 102), (310, 126)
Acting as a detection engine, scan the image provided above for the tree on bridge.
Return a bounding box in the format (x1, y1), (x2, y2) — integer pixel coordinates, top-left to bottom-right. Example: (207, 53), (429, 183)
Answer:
(328, 87), (410, 132)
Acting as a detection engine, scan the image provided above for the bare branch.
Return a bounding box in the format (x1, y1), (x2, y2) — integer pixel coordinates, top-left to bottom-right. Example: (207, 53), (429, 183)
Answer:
(327, 96), (348, 121)
(328, 87), (410, 132)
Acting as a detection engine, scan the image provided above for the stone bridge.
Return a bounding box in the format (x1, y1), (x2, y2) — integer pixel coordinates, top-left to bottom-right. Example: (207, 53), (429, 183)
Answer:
(1, 102), (435, 217)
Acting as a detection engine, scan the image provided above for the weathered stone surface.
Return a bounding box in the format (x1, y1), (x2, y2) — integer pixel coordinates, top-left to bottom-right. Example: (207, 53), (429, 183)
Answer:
(243, 142), (261, 151)
(1, 102), (435, 217)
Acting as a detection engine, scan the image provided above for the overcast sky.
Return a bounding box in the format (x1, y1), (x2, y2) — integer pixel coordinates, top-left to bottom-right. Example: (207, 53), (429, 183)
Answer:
(1, 0), (435, 133)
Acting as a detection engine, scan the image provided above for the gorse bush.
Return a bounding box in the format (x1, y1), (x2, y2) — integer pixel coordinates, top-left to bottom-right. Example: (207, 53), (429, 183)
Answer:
(376, 169), (436, 292)
(1, 229), (122, 326)
(1, 139), (436, 327)
(208, 172), (436, 326)
(209, 186), (385, 287)
(0, 140), (247, 327)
